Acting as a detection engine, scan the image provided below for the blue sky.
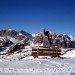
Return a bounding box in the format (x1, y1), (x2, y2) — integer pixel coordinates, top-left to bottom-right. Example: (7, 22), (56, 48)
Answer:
(0, 0), (75, 35)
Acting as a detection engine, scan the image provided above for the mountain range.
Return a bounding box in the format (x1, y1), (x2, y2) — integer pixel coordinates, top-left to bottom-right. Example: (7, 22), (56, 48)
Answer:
(0, 29), (33, 47)
(0, 28), (75, 49)
(33, 28), (75, 49)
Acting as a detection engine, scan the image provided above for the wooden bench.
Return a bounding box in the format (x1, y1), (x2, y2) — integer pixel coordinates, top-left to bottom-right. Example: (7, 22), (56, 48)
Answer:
(31, 48), (61, 58)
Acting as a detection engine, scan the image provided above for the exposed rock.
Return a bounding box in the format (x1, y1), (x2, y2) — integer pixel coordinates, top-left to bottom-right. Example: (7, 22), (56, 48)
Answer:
(43, 36), (50, 48)
(33, 28), (75, 49)
(40, 28), (45, 36)
(0, 29), (33, 47)
(0, 30), (18, 37)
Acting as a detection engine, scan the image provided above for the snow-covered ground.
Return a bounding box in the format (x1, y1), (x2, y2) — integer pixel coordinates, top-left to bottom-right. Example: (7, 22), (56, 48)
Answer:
(0, 57), (75, 75)
(0, 46), (75, 75)
(0, 46), (32, 61)
(62, 49), (75, 57)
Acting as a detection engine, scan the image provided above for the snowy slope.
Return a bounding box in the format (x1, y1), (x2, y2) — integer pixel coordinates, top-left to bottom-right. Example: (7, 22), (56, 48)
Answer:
(7, 36), (18, 44)
(61, 49), (75, 57)
(0, 58), (75, 75)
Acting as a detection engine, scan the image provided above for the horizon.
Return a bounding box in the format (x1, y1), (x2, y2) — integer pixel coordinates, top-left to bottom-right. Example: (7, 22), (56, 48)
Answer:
(0, 28), (75, 37)
(0, 0), (75, 36)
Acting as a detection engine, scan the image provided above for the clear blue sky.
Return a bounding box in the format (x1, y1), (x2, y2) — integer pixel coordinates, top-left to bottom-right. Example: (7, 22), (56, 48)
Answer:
(0, 0), (75, 35)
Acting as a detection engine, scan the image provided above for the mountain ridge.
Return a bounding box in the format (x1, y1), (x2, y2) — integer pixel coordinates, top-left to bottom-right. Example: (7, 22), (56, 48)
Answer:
(0, 28), (75, 49)
(0, 29), (33, 47)
(33, 28), (75, 48)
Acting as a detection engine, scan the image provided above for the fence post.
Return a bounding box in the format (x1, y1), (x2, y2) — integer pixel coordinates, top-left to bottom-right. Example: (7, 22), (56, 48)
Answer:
(56, 48), (58, 57)
(37, 48), (39, 58)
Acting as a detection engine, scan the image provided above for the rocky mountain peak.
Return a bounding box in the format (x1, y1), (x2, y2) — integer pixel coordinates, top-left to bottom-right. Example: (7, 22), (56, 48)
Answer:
(33, 28), (75, 49)
(40, 28), (45, 36)
(0, 29), (33, 47)
(0, 29), (18, 37)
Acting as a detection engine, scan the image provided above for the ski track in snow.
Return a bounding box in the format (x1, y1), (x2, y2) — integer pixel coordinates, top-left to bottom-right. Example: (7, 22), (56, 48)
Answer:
(0, 58), (75, 75)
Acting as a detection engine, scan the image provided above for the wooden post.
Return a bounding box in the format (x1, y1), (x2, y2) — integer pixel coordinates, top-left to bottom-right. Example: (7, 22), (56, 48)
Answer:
(37, 48), (39, 58)
(56, 49), (58, 57)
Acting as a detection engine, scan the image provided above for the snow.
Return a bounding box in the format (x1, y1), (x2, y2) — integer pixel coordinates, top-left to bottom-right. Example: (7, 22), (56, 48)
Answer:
(18, 32), (23, 35)
(0, 58), (75, 75)
(0, 43), (75, 74)
(8, 29), (12, 31)
(62, 49), (75, 57)
(69, 35), (74, 41)
(25, 46), (32, 49)
(0, 46), (32, 61)
(32, 34), (36, 37)
(30, 41), (43, 47)
(7, 36), (18, 44)
(0, 37), (6, 39)
(32, 33), (39, 37)
(0, 37), (6, 41)
(1, 29), (75, 74)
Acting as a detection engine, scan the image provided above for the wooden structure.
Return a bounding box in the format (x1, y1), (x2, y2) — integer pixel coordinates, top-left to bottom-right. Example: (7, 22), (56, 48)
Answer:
(31, 48), (61, 58)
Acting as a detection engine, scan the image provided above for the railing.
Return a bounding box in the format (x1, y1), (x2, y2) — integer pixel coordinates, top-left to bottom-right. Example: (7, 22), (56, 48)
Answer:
(31, 48), (61, 58)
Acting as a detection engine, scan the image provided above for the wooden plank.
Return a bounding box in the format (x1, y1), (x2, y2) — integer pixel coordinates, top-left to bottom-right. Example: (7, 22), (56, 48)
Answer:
(32, 49), (61, 52)
(32, 53), (60, 56)
(32, 51), (61, 53)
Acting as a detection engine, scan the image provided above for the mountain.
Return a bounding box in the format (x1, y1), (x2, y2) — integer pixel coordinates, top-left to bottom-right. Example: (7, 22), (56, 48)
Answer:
(33, 28), (75, 49)
(0, 28), (75, 60)
(0, 28), (75, 50)
(0, 29), (33, 47)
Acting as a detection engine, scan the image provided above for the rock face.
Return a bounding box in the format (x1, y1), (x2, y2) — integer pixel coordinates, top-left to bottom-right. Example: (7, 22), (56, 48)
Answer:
(0, 29), (33, 47)
(33, 28), (75, 49)
(40, 28), (45, 36)
(43, 36), (50, 48)
(0, 30), (17, 37)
